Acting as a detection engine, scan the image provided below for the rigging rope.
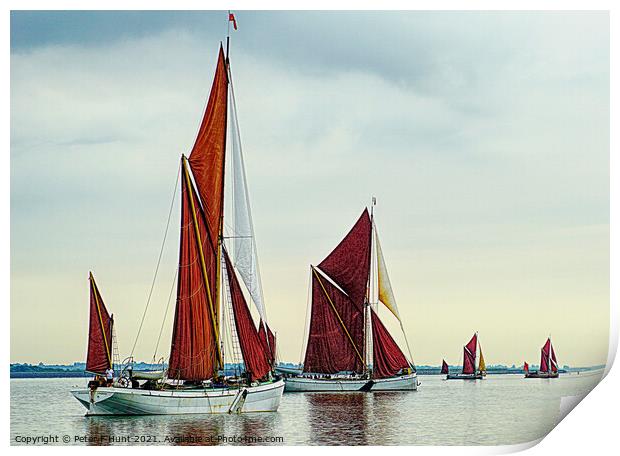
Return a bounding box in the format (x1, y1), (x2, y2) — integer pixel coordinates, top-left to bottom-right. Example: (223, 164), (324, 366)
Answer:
(152, 267), (178, 362)
(130, 163), (181, 358)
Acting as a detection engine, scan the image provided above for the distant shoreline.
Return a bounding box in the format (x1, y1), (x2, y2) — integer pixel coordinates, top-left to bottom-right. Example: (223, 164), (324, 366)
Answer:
(10, 363), (605, 379)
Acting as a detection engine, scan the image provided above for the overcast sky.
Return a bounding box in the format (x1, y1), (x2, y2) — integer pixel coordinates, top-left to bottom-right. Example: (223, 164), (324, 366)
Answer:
(11, 11), (609, 367)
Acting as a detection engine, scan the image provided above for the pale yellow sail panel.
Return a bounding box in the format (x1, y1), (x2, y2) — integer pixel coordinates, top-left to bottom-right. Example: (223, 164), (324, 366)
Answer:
(375, 225), (401, 322)
(478, 344), (486, 372)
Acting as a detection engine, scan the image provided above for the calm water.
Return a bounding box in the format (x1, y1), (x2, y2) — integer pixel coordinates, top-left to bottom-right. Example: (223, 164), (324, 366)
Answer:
(10, 371), (602, 446)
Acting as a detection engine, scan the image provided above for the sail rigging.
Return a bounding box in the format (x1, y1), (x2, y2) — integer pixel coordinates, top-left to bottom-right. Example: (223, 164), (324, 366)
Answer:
(222, 247), (271, 381)
(86, 273), (114, 374)
(462, 333), (478, 375)
(370, 309), (410, 378)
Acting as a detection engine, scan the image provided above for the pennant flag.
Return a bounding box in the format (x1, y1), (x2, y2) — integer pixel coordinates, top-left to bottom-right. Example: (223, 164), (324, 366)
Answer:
(229, 13), (238, 30)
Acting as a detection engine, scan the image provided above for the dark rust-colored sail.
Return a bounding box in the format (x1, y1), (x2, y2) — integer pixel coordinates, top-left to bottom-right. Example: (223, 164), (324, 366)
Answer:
(258, 320), (276, 365)
(441, 359), (449, 375)
(188, 45), (228, 251)
(303, 268), (365, 374)
(168, 165), (219, 381)
(462, 333), (477, 375)
(540, 338), (551, 373)
(317, 210), (372, 310)
(86, 273), (113, 374)
(370, 309), (409, 379)
(223, 248), (271, 382)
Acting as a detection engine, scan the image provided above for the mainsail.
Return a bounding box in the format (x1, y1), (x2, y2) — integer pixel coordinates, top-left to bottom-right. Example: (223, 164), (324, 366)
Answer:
(168, 166), (220, 381)
(86, 272), (114, 374)
(524, 362), (529, 374)
(222, 248), (271, 381)
(540, 338), (551, 373)
(303, 268), (365, 373)
(441, 360), (449, 375)
(370, 309), (409, 378)
(462, 333), (478, 375)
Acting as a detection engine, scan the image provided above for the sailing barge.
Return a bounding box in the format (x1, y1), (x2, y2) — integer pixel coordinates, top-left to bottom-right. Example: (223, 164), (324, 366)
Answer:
(282, 208), (418, 392)
(524, 338), (559, 378)
(446, 332), (486, 380)
(72, 42), (284, 415)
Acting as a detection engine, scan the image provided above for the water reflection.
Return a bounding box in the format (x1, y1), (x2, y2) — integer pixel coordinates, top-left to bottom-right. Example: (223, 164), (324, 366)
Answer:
(305, 393), (370, 445)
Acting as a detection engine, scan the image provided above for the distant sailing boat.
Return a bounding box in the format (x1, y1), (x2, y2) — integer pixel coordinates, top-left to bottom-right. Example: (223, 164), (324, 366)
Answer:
(525, 337), (559, 378)
(85, 273), (115, 379)
(441, 360), (449, 375)
(282, 207), (418, 392)
(72, 37), (284, 414)
(446, 332), (484, 380)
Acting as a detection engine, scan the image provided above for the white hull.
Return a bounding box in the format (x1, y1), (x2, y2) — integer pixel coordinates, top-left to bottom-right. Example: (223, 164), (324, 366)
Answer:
(71, 379), (284, 415)
(283, 373), (417, 392)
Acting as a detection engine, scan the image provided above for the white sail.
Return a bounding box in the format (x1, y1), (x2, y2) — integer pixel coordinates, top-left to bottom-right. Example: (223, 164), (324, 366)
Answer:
(374, 223), (401, 322)
(228, 81), (267, 322)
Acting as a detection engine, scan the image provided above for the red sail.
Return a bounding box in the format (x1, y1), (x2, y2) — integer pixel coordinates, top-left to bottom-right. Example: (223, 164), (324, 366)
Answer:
(303, 269), (365, 374)
(317, 210), (372, 310)
(524, 362), (529, 374)
(462, 333), (477, 374)
(86, 273), (113, 374)
(441, 360), (449, 375)
(258, 320), (276, 365)
(223, 248), (271, 382)
(371, 309), (409, 379)
(188, 45), (228, 250)
(540, 338), (551, 373)
(168, 168), (219, 381)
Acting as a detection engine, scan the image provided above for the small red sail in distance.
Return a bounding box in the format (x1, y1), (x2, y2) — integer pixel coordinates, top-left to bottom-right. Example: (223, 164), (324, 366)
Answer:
(524, 362), (529, 374)
(86, 272), (114, 375)
(462, 333), (478, 375)
(441, 360), (449, 375)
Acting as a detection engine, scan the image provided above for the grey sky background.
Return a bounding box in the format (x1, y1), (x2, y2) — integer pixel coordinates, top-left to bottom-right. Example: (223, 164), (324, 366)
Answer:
(11, 11), (609, 366)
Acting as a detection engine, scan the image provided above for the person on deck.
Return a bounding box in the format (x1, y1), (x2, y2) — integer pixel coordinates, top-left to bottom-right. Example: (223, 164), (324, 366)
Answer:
(105, 367), (114, 387)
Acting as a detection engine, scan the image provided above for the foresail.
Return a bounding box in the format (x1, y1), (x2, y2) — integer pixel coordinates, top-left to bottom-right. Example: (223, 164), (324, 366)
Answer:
(258, 320), (276, 365)
(222, 248), (271, 381)
(86, 273), (113, 374)
(374, 224), (401, 321)
(478, 346), (486, 372)
(168, 167), (220, 381)
(370, 309), (409, 379)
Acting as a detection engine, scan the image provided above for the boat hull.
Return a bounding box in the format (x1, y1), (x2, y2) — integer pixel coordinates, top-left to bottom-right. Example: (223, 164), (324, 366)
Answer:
(71, 379), (284, 415)
(525, 371), (559, 379)
(446, 373), (483, 380)
(283, 373), (418, 392)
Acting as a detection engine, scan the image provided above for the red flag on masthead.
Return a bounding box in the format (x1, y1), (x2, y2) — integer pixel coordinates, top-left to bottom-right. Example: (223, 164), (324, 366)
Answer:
(229, 13), (238, 30)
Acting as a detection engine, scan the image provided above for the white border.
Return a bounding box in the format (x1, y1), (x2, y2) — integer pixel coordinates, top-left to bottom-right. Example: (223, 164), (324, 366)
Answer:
(4, 1), (617, 453)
